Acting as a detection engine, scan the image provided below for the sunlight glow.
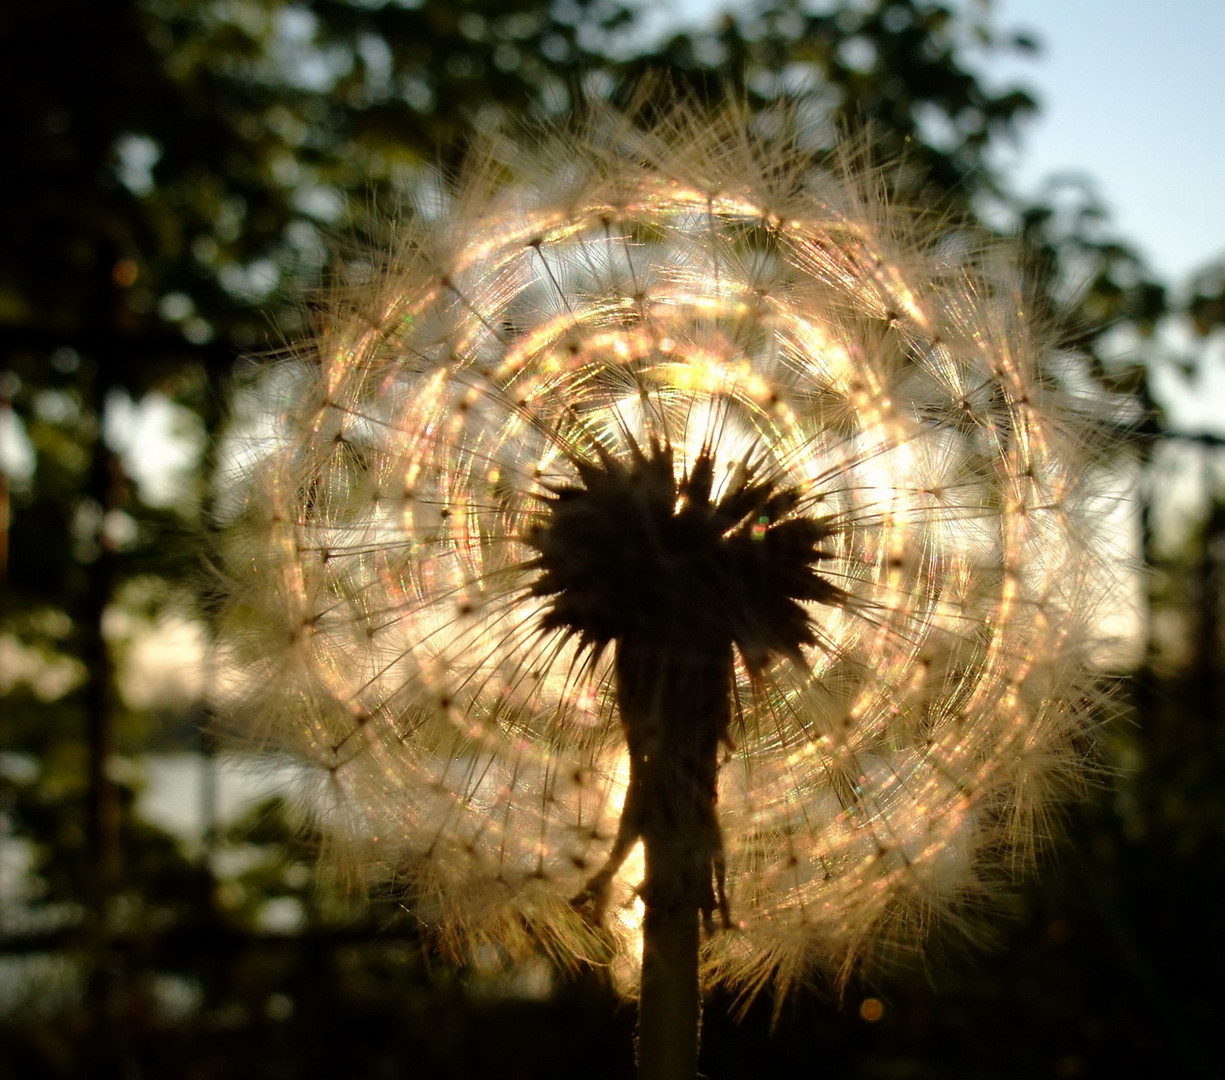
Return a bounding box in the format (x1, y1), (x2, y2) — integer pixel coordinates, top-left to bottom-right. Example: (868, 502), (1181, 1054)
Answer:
(222, 108), (1118, 998)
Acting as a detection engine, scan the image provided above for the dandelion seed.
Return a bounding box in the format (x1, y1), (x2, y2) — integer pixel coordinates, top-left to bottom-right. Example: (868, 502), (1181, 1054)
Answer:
(222, 105), (1110, 1022)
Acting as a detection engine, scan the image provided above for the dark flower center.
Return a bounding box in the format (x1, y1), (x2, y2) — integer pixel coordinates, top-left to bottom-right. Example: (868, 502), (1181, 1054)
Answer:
(525, 439), (846, 675)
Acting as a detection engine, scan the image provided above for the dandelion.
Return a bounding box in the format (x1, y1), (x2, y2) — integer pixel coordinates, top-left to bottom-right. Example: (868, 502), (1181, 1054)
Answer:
(223, 104), (1109, 1075)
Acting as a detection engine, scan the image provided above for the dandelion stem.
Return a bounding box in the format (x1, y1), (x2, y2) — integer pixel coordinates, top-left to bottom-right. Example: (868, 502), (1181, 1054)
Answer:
(615, 638), (733, 1080)
(638, 901), (701, 1080)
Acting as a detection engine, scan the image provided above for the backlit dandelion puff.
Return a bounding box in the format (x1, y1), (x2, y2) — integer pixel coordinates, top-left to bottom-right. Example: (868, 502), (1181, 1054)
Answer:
(222, 106), (1109, 1009)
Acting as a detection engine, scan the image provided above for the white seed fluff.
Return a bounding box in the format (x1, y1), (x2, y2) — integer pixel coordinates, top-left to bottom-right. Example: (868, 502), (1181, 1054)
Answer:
(221, 106), (1111, 1000)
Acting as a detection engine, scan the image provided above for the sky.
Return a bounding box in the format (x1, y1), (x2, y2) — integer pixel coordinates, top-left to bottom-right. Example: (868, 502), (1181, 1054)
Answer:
(983, 0), (1225, 283)
(982, 0), (1225, 434)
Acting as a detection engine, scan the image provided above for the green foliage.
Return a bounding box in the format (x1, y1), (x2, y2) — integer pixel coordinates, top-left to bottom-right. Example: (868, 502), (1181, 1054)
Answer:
(1187, 260), (1225, 338)
(1, 0), (1220, 1077)
(620, 0), (1039, 195)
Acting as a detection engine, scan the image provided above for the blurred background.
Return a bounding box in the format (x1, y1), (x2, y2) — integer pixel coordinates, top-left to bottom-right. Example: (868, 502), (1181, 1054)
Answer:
(1, 1), (1222, 1077)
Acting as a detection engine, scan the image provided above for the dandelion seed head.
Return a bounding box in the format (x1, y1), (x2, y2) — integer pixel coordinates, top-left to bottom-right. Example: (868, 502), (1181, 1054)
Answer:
(222, 105), (1112, 999)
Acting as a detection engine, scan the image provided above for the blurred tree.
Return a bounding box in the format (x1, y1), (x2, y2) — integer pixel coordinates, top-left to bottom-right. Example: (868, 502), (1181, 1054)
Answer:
(621, 0), (1037, 195)
(1187, 259), (1225, 339)
(4, 1), (1213, 1078)
(0, 0), (650, 875)
(0, 0), (651, 1070)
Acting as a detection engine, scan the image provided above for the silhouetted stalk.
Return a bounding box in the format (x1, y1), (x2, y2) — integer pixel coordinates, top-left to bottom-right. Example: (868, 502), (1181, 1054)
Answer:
(79, 242), (128, 1071)
(83, 242), (124, 921)
(617, 641), (732, 1078)
(638, 901), (701, 1079)
(83, 436), (121, 910)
